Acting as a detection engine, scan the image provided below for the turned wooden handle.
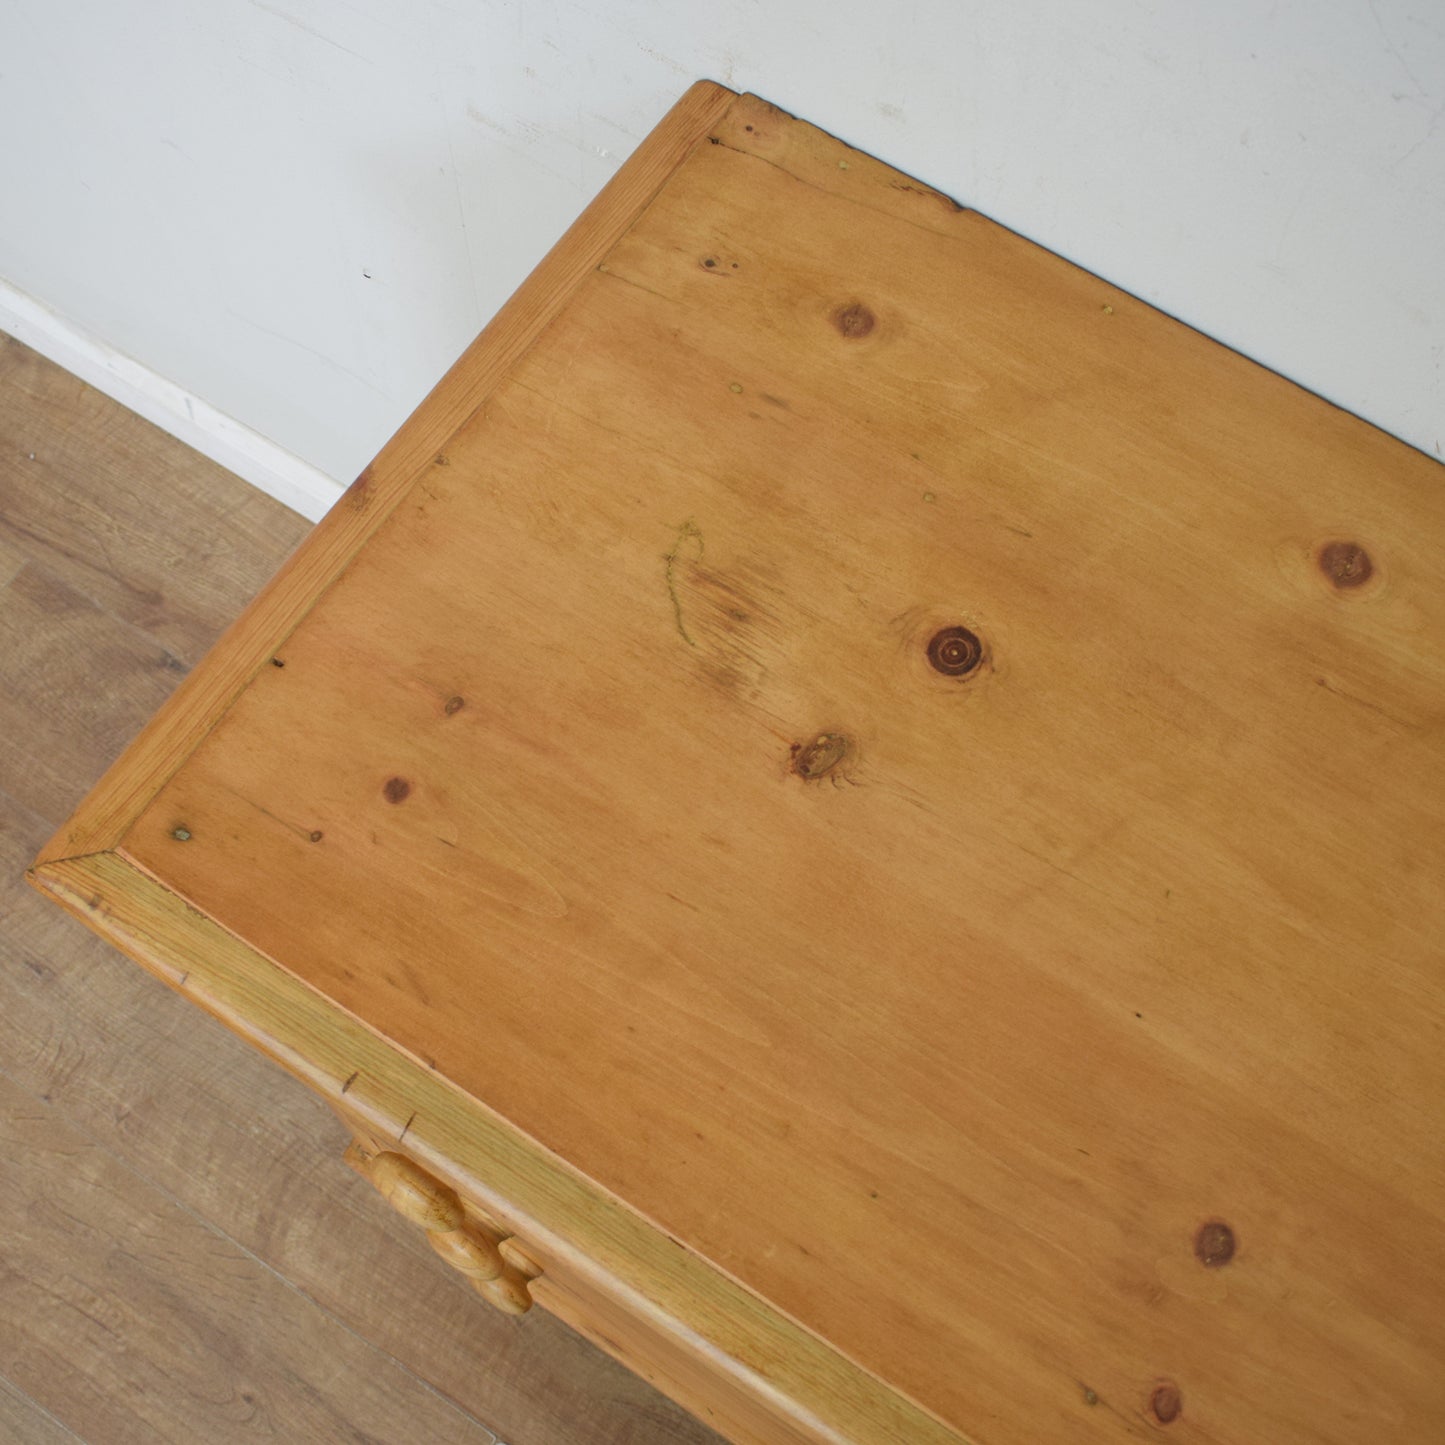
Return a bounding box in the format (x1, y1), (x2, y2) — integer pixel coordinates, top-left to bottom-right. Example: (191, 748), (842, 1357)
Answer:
(429, 1225), (504, 1281)
(346, 1142), (535, 1314)
(359, 1148), (466, 1232)
(473, 1270), (534, 1316)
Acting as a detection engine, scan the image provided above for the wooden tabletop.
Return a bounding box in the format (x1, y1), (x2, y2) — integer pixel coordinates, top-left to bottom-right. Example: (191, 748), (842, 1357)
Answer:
(36, 84), (1445, 1443)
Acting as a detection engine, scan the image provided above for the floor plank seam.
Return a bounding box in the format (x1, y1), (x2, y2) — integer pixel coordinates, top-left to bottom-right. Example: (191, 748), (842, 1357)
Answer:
(0, 1058), (503, 1445)
(0, 1372), (90, 1444)
(0, 536), (200, 674)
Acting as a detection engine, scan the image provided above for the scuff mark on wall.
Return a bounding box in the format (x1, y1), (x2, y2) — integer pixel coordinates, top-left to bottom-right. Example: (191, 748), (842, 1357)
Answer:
(251, 0), (372, 62)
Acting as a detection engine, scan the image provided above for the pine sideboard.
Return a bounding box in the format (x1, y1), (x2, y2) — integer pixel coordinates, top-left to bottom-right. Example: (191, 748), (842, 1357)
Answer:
(30, 82), (1445, 1444)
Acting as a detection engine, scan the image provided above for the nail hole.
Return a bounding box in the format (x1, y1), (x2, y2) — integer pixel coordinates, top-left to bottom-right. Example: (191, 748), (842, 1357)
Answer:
(170, 826), (192, 842)
(383, 776), (412, 804)
(444, 695), (465, 715)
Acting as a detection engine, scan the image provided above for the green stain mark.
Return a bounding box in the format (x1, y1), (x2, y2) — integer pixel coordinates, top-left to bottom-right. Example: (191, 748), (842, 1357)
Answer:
(664, 519), (705, 647)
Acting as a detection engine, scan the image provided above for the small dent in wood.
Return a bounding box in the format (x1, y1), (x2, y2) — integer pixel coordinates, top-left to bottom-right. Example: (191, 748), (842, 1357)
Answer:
(1318, 540), (1374, 590)
(832, 302), (876, 339)
(791, 732), (850, 781)
(383, 776), (412, 804)
(1149, 1381), (1183, 1425)
(1194, 1220), (1236, 1267)
(270, 656), (286, 668)
(345, 466), (374, 513)
(444, 695), (465, 715)
(309, 830), (323, 843)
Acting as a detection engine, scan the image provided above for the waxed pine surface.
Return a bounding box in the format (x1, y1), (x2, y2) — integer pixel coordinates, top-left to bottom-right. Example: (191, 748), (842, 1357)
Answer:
(108, 92), (1445, 1443)
(0, 331), (723, 1445)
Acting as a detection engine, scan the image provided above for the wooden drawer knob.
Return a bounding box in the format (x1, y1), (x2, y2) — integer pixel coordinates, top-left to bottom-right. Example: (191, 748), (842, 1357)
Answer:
(346, 1141), (535, 1315)
(429, 1225), (504, 1281)
(364, 1150), (466, 1232)
(474, 1270), (533, 1316)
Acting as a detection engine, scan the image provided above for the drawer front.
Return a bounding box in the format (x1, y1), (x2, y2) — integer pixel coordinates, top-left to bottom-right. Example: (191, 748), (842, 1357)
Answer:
(337, 1108), (833, 1445)
(29, 856), (956, 1445)
(531, 1269), (827, 1445)
(342, 1139), (537, 1317)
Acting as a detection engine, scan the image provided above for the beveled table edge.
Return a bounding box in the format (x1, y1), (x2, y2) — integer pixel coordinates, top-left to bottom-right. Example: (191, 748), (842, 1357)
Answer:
(28, 848), (969, 1445)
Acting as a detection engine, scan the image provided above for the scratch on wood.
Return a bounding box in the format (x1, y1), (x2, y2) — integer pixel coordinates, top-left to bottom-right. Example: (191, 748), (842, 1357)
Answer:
(220, 783), (314, 841)
(1011, 839), (1085, 886)
(889, 179), (965, 213)
(709, 135), (971, 240)
(341, 1071), (359, 1094)
(399, 1111), (417, 1143)
(664, 519), (705, 647)
(1316, 676), (1416, 729)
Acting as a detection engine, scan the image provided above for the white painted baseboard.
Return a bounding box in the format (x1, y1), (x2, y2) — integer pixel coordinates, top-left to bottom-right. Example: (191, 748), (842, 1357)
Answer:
(0, 276), (344, 523)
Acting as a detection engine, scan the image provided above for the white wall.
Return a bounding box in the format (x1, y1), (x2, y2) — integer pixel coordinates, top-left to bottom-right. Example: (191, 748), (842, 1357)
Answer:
(1, 0), (1441, 514)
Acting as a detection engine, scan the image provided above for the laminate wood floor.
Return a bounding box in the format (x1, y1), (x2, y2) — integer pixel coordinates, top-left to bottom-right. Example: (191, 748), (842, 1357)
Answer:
(0, 332), (723, 1445)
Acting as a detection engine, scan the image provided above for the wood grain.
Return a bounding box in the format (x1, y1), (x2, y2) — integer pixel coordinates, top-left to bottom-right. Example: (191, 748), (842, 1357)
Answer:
(1, 336), (725, 1443)
(3, 797), (723, 1445)
(32, 85), (1445, 1444)
(0, 1072), (501, 1445)
(34, 78), (735, 868)
(0, 564), (183, 825)
(32, 849), (962, 1445)
(0, 1375), (83, 1445)
(0, 333), (311, 666)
